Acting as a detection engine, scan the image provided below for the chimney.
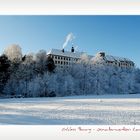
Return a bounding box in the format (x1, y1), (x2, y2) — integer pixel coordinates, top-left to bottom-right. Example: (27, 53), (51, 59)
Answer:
(62, 49), (64, 53)
(99, 52), (105, 57)
(71, 46), (74, 53)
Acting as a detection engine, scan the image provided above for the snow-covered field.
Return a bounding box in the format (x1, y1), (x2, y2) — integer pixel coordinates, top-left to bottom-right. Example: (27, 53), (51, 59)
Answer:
(0, 94), (140, 125)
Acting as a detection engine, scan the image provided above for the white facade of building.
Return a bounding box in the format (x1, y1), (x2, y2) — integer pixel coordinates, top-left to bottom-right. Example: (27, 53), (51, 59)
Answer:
(47, 47), (85, 68)
(47, 48), (135, 69)
(93, 52), (135, 68)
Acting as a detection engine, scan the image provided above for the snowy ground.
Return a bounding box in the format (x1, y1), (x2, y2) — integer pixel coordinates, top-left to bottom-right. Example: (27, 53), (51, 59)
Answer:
(0, 94), (140, 125)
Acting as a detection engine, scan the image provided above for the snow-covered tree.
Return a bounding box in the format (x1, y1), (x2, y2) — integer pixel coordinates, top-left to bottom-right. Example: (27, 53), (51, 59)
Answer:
(1, 45), (138, 98)
(4, 44), (22, 62)
(133, 68), (140, 93)
(34, 50), (48, 75)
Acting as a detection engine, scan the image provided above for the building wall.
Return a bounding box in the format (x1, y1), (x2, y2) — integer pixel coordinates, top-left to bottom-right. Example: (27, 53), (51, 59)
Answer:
(96, 52), (135, 68)
(48, 51), (135, 69)
(105, 60), (134, 68)
(49, 54), (79, 68)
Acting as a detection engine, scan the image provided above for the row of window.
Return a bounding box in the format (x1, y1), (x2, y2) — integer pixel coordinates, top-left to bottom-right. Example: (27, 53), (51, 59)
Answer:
(106, 61), (134, 67)
(55, 61), (69, 65)
(52, 55), (79, 62)
(52, 55), (70, 61)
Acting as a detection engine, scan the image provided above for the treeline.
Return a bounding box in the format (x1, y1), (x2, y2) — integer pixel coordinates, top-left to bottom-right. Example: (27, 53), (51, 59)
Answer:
(0, 44), (55, 97)
(0, 44), (140, 98)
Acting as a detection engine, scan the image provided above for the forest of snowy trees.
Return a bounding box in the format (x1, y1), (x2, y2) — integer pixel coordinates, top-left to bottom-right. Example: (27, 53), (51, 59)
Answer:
(0, 44), (140, 98)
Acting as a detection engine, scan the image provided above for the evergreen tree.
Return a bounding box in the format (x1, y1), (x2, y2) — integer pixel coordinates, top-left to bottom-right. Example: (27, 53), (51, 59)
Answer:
(46, 55), (56, 72)
(0, 54), (11, 93)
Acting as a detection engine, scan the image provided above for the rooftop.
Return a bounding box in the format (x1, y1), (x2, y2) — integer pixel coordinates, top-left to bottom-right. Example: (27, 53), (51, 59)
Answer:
(47, 48), (86, 58)
(47, 49), (134, 64)
(96, 52), (133, 63)
(105, 55), (132, 62)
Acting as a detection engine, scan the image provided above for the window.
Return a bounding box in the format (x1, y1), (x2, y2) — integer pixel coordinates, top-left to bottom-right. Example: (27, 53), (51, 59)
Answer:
(61, 61), (63, 64)
(58, 61), (60, 64)
(58, 56), (60, 59)
(55, 56), (57, 59)
(55, 61), (57, 64)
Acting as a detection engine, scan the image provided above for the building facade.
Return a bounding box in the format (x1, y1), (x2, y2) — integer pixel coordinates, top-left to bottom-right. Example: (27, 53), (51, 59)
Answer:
(94, 52), (135, 68)
(47, 47), (84, 68)
(47, 47), (135, 69)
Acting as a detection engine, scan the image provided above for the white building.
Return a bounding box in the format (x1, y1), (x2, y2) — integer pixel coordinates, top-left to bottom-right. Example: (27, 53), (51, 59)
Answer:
(47, 47), (85, 68)
(47, 48), (135, 69)
(93, 52), (135, 68)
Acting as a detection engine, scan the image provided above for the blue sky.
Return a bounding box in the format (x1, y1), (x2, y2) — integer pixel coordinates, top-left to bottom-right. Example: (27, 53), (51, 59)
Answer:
(0, 16), (140, 67)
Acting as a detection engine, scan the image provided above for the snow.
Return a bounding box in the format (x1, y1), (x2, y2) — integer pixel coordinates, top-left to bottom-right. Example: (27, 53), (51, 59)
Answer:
(105, 55), (132, 62)
(0, 94), (140, 125)
(94, 52), (133, 63)
(47, 48), (85, 58)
